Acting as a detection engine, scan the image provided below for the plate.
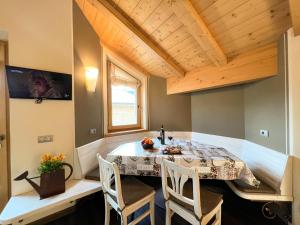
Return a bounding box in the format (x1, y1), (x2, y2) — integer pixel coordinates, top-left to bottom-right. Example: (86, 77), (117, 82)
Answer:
(162, 145), (183, 155)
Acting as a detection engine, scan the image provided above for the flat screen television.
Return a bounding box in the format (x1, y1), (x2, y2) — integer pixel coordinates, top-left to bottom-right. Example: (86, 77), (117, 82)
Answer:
(6, 65), (72, 100)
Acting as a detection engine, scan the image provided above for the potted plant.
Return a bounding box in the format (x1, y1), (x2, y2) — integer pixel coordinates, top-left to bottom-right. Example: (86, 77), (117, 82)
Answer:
(14, 153), (73, 199)
(37, 153), (73, 198)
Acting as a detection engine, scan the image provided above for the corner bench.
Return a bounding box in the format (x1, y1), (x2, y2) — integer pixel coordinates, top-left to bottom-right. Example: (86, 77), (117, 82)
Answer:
(0, 180), (101, 225)
(76, 132), (293, 204)
(226, 141), (293, 202)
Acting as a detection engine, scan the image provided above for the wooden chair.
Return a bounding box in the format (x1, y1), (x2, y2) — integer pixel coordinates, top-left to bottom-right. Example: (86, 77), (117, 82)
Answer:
(161, 159), (223, 225)
(97, 154), (155, 225)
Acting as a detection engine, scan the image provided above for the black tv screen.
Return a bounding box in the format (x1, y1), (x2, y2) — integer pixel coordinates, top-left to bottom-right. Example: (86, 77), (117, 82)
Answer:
(6, 65), (72, 100)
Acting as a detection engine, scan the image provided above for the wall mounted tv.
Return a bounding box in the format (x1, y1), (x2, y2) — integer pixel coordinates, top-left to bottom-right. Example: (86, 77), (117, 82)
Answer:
(6, 65), (72, 101)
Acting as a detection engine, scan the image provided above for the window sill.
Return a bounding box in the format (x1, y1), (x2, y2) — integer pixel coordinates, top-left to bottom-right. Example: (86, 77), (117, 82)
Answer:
(104, 129), (147, 137)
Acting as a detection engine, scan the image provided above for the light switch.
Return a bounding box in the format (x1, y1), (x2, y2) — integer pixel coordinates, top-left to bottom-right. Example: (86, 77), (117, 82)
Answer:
(38, 135), (53, 143)
(90, 128), (97, 135)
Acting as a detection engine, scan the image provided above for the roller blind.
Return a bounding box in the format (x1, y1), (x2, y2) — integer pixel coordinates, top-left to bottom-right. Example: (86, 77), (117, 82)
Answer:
(109, 62), (140, 88)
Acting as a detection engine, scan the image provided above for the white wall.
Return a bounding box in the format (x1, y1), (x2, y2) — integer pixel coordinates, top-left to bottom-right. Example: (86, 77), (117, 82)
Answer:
(287, 28), (300, 225)
(0, 0), (74, 195)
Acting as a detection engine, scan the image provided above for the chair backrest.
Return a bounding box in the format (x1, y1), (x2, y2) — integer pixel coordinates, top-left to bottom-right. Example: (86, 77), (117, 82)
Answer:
(161, 159), (202, 219)
(97, 154), (125, 209)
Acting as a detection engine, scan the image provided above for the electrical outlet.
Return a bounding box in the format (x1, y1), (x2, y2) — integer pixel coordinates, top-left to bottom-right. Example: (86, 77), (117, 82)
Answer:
(90, 128), (97, 135)
(38, 135), (53, 143)
(260, 130), (269, 137)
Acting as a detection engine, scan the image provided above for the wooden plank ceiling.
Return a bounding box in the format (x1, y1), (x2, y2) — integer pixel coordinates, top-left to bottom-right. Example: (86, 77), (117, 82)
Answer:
(75, 0), (292, 92)
(289, 0), (300, 36)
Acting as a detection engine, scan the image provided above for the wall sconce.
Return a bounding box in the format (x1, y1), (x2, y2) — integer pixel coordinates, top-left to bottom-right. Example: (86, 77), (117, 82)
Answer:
(85, 66), (99, 92)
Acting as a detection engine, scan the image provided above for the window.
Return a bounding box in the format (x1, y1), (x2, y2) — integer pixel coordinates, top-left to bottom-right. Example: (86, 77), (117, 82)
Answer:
(107, 61), (141, 132)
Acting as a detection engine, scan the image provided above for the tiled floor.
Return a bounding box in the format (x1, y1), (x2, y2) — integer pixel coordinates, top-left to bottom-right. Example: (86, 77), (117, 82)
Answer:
(42, 178), (288, 225)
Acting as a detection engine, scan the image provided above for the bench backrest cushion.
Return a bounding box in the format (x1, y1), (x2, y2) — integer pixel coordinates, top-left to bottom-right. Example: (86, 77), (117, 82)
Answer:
(242, 141), (292, 196)
(76, 139), (107, 178)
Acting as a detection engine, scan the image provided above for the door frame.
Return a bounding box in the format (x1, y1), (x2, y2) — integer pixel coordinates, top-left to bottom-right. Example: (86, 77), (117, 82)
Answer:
(0, 40), (10, 211)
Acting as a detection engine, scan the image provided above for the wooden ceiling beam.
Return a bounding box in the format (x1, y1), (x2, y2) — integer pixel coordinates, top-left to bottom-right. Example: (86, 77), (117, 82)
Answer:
(168, 0), (227, 66)
(90, 0), (186, 77)
(289, 0), (300, 36)
(167, 43), (278, 94)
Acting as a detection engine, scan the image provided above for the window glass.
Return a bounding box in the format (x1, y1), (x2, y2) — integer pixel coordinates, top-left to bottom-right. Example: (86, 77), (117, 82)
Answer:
(111, 85), (137, 126)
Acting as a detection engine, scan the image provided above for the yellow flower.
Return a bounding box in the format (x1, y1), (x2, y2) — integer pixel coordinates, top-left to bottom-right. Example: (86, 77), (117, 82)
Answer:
(57, 153), (65, 161)
(50, 153), (65, 162)
(40, 153), (65, 163)
(41, 153), (52, 163)
(51, 156), (59, 161)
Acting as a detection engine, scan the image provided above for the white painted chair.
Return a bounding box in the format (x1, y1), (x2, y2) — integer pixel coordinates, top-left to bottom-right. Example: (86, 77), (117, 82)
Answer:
(161, 159), (223, 225)
(97, 154), (155, 225)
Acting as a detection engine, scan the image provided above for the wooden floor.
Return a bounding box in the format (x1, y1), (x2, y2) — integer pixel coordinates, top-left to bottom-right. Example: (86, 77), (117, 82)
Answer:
(41, 178), (287, 225)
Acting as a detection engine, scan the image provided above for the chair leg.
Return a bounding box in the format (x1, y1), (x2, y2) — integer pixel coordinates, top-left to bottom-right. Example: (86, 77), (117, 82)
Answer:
(216, 208), (221, 225)
(122, 214), (128, 225)
(150, 198), (155, 225)
(104, 197), (110, 225)
(165, 202), (171, 225)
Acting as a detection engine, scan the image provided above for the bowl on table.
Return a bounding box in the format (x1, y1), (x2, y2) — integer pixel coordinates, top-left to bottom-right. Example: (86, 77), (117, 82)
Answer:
(142, 143), (154, 149)
(141, 137), (154, 150)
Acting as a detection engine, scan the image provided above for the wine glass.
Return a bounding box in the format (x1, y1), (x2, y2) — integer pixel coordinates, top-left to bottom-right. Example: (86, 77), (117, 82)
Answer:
(168, 133), (174, 145)
(157, 136), (162, 142)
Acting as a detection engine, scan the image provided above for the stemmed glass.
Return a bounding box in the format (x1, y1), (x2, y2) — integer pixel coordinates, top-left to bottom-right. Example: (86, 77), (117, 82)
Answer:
(168, 132), (174, 145)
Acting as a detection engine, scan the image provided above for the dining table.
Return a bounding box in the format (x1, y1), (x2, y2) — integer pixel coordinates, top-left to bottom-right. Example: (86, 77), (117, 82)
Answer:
(106, 139), (260, 187)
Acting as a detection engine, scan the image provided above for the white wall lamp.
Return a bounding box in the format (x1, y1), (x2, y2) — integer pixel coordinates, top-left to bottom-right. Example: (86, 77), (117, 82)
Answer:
(85, 66), (99, 92)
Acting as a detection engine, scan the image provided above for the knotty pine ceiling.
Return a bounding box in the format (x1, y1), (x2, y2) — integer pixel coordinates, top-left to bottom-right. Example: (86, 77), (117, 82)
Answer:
(75, 0), (292, 78)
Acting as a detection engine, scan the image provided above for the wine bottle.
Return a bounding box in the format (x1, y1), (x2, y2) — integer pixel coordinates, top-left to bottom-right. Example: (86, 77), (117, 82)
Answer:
(160, 125), (165, 145)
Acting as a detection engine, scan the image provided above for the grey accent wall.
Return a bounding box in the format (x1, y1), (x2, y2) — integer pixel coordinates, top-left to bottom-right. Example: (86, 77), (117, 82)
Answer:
(244, 36), (287, 153)
(73, 3), (103, 147)
(149, 76), (191, 131)
(190, 36), (287, 152)
(191, 86), (245, 139)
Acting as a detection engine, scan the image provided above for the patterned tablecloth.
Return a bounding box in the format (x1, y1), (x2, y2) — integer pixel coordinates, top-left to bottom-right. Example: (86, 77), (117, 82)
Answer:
(106, 140), (260, 187)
